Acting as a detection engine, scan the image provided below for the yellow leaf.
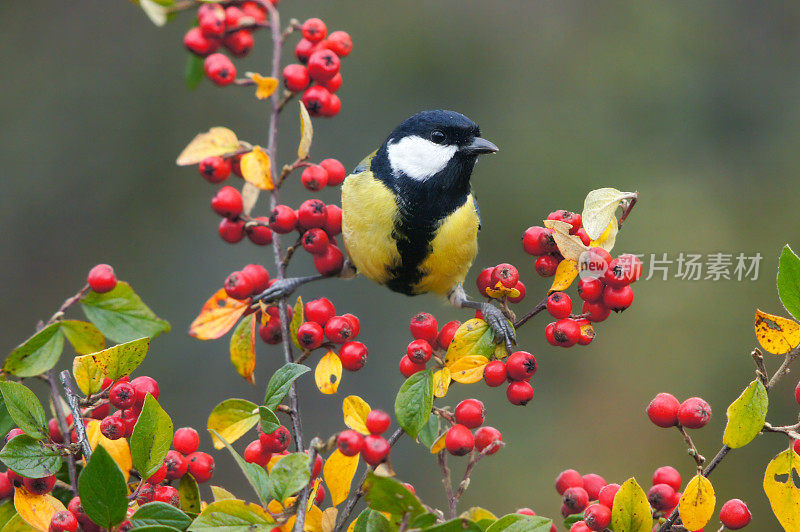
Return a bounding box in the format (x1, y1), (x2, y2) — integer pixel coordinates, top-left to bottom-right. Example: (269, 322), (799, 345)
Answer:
(543, 219), (588, 261)
(207, 399), (259, 450)
(305, 504), (323, 531)
(549, 260), (579, 293)
(210, 485), (236, 501)
(582, 188), (636, 240)
(678, 474), (716, 531)
(342, 396), (371, 434)
(485, 282), (520, 299)
(589, 218), (618, 252)
(444, 319), (495, 365)
(248, 73), (279, 100)
(579, 321), (595, 343)
(298, 101), (313, 159)
(14, 487), (66, 531)
(433, 368), (451, 398)
(323, 450), (359, 506)
(85, 419), (132, 481)
(755, 309), (800, 355)
(764, 448), (800, 532)
(176, 127), (242, 166)
(346, 520), (356, 532)
(611, 478), (651, 532)
(430, 431), (447, 454)
(307, 478), (322, 511)
(240, 146), (274, 191)
(322, 508), (338, 532)
(72, 355), (105, 395)
(447, 355), (489, 384)
(315, 351), (343, 395)
(230, 315), (256, 384)
(189, 289), (249, 341)
(462, 507), (497, 522)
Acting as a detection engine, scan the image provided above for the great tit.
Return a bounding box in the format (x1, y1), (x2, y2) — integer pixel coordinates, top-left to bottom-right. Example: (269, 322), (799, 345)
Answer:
(257, 110), (516, 349)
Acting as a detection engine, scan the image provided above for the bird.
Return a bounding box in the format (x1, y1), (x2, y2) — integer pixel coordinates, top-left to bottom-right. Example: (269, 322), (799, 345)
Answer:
(256, 110), (515, 349)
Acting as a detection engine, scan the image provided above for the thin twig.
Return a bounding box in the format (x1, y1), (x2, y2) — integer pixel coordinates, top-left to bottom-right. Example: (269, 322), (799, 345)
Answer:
(437, 452), (457, 518)
(43, 286), (90, 328)
(59, 371), (91, 459)
(47, 370), (77, 494)
(617, 192), (638, 230)
(751, 348), (769, 387)
(677, 425), (705, 470)
(513, 296), (547, 329)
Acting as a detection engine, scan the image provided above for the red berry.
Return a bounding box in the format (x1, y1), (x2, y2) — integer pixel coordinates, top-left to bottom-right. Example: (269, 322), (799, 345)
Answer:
(297, 321), (324, 350)
(165, 450), (189, 480)
(445, 424), (474, 456)
(578, 277), (604, 302)
(647, 393), (681, 428)
(204, 53), (236, 86)
(224, 6), (244, 27)
(582, 300), (611, 322)
(223, 30), (254, 58)
(298, 199), (328, 231)
(187, 452), (215, 483)
(184, 27), (219, 56)
(516, 508), (535, 516)
(240, 2), (266, 23)
(241, 264), (270, 295)
(342, 314), (361, 338)
(135, 484), (155, 505)
(324, 204), (343, 235)
(67, 497), (89, 526)
(49, 511), (78, 532)
(506, 381), (534, 406)
(320, 159), (346, 186)
(301, 165), (329, 192)
(100, 416), (125, 441)
(648, 483), (676, 512)
(652, 466), (681, 492)
(244, 439), (271, 468)
(399, 355), (426, 378)
(410, 313), (438, 343)
(283, 64), (311, 92)
(551, 318), (581, 347)
(719, 498), (752, 529)
(556, 470), (584, 495)
(199, 13), (225, 39)
(107, 382), (134, 410)
(576, 318), (595, 346)
(483, 360), (507, 387)
(23, 474), (56, 495)
(315, 484), (326, 505)
(118, 410), (138, 438)
(325, 316), (355, 344)
(603, 258), (631, 287)
(454, 399), (485, 429)
(211, 186), (243, 219)
(269, 205), (297, 234)
(155, 485), (180, 507)
(336, 430), (364, 457)
(260, 426), (291, 453)
(304, 298), (336, 327)
(5, 470), (22, 487)
(547, 210), (582, 234)
(324, 31), (353, 57)
(563, 486), (590, 513)
(406, 339), (433, 364)
(131, 376), (159, 408)
(491, 263), (519, 289)
(507, 281), (526, 304)
(584, 503), (611, 531)
(320, 94), (342, 118)
(366, 410), (391, 435)
(570, 522), (591, 532)
(147, 462), (168, 485)
(87, 264), (117, 293)
(546, 292), (572, 319)
(319, 72), (343, 93)
(295, 38), (320, 64)
(198, 156), (231, 183)
(795, 379), (800, 407)
(173, 427), (200, 455)
(476, 267), (494, 298)
(437, 320), (460, 350)
(224, 271), (254, 300)
(617, 254), (643, 284)
(474, 426), (502, 455)
(302, 228), (330, 255)
(598, 483), (620, 508)
(197, 3), (224, 18)
(534, 254), (560, 277)
(48, 418), (63, 444)
(218, 218), (245, 243)
(339, 341), (368, 371)
(677, 397), (712, 429)
(522, 226), (557, 256)
(582, 473), (606, 500)
(301, 18), (327, 42)
(362, 435), (390, 466)
(506, 351), (537, 381)
(575, 228), (591, 246)
(302, 86), (333, 117)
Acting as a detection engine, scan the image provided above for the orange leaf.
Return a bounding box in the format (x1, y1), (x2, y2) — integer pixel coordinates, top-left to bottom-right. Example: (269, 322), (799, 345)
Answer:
(85, 419), (132, 481)
(485, 282), (521, 299)
(755, 309), (800, 355)
(189, 289), (249, 341)
(247, 73), (279, 100)
(549, 259), (579, 293)
(230, 315), (256, 384)
(15, 486), (67, 531)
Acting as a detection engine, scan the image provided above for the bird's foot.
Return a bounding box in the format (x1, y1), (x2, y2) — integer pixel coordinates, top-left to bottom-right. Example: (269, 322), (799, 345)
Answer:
(480, 302), (517, 353)
(253, 277), (303, 304)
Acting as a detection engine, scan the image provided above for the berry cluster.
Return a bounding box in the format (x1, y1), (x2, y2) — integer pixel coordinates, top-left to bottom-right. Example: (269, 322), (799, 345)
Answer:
(476, 263), (526, 304)
(399, 312), (460, 378)
(336, 410), (392, 466)
(284, 19), (353, 117)
(554, 469), (616, 531)
(522, 210), (590, 277)
(298, 297), (368, 371)
(183, 2), (276, 86)
(646, 393), (712, 430)
(483, 351), (537, 406)
(443, 399), (503, 457)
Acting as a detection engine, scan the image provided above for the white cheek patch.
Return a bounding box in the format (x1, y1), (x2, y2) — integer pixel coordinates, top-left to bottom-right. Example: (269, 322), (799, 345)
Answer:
(386, 135), (458, 181)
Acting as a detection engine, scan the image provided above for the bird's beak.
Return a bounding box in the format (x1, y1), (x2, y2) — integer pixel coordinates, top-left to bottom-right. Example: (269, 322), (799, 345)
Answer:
(462, 137), (499, 155)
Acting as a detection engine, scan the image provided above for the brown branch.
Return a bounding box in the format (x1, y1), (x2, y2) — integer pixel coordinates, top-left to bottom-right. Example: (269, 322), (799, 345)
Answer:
(43, 286), (90, 328)
(513, 296), (547, 329)
(617, 192), (638, 230)
(677, 425), (705, 470)
(437, 452), (457, 518)
(59, 371), (92, 460)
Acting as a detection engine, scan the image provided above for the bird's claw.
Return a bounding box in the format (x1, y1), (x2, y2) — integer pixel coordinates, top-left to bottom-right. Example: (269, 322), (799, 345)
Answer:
(481, 303), (517, 353)
(253, 278), (300, 304)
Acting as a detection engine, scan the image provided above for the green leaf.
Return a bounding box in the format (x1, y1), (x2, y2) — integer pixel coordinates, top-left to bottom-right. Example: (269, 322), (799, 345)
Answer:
(78, 445), (128, 527)
(258, 406), (280, 435)
(185, 54), (205, 90)
(290, 297), (304, 351)
(779, 245), (800, 322)
(130, 394), (173, 479)
(0, 500), (17, 531)
(563, 512), (585, 527)
(423, 518), (483, 532)
(60, 320), (105, 355)
(409, 514), (437, 529)
(0, 399), (14, 444)
(3, 323), (64, 378)
(723, 379), (768, 449)
(0, 434), (61, 477)
(1, 514), (36, 532)
(178, 474), (202, 514)
(128, 527), (181, 532)
(73, 337), (150, 381)
(611, 478), (652, 532)
(207, 399), (260, 449)
(353, 509), (393, 532)
(188, 499), (274, 532)
(0, 382), (47, 439)
(483, 515), (552, 532)
(208, 430), (270, 506)
(269, 452), (310, 502)
(418, 413), (440, 449)
(444, 319), (495, 365)
(363, 472), (425, 519)
(131, 502), (192, 530)
(263, 363), (310, 410)
(81, 281), (171, 343)
(394, 369), (434, 439)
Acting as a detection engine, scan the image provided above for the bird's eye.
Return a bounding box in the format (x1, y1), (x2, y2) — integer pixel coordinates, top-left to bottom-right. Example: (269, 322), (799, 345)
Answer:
(430, 130), (446, 144)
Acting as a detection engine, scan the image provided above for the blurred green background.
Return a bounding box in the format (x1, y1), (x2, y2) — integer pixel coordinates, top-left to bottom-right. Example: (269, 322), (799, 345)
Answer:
(2, 1), (799, 528)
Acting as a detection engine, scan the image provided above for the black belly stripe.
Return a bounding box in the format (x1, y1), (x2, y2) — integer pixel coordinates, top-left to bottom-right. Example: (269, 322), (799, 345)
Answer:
(385, 216), (437, 296)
